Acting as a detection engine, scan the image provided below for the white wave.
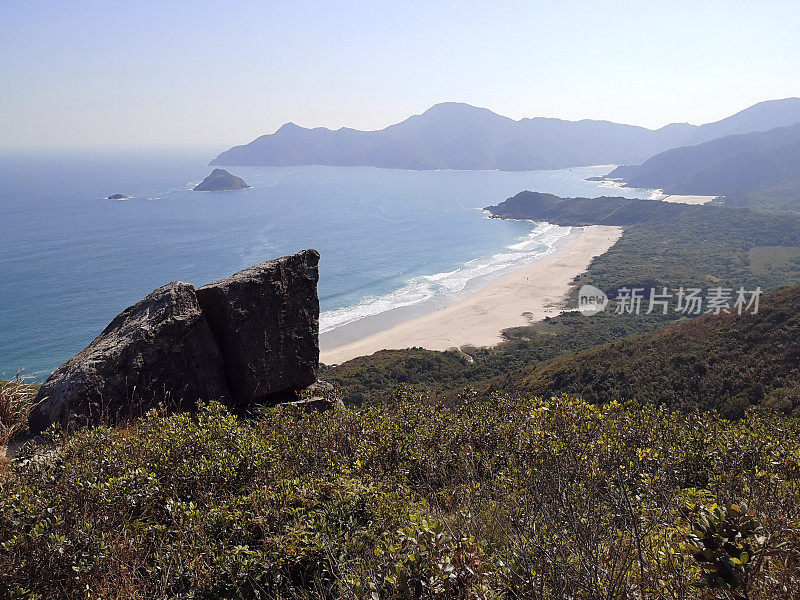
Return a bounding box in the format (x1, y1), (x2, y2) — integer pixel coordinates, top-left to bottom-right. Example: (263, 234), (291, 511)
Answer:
(598, 179), (626, 189)
(319, 222), (572, 334)
(421, 269), (460, 282)
(320, 283), (437, 333)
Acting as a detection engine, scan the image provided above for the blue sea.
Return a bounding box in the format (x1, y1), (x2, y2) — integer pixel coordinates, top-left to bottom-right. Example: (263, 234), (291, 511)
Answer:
(0, 148), (654, 381)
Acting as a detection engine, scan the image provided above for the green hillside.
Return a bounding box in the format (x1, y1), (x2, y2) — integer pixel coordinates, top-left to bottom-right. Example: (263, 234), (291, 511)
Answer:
(324, 196), (800, 407)
(486, 193), (800, 292)
(607, 124), (800, 210)
(490, 285), (800, 418)
(322, 310), (680, 405)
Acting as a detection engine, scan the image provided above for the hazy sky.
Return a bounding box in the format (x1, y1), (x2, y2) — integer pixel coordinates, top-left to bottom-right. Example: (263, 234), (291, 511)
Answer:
(2, 0), (799, 149)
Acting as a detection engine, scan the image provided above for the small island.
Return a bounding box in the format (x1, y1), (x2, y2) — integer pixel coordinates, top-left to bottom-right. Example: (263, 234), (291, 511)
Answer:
(107, 193), (130, 200)
(193, 169), (250, 192)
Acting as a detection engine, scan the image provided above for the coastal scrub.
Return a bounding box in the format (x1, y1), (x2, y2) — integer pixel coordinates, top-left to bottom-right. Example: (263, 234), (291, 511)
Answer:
(1, 393), (799, 598)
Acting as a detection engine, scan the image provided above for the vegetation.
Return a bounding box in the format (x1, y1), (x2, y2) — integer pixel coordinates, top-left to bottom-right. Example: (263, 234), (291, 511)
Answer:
(326, 200), (800, 407)
(747, 246), (800, 276)
(489, 285), (800, 418)
(487, 193), (800, 293)
(578, 206), (800, 294)
(2, 395), (799, 599)
(0, 376), (37, 470)
(725, 184), (800, 214)
(322, 311), (679, 405)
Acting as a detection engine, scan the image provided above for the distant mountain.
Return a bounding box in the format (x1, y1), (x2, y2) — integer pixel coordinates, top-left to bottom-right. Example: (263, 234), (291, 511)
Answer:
(682, 98), (800, 145)
(607, 123), (800, 199)
(211, 98), (800, 171)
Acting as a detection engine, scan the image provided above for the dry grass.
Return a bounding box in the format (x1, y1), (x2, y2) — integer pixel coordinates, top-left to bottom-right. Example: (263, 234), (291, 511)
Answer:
(0, 373), (37, 468)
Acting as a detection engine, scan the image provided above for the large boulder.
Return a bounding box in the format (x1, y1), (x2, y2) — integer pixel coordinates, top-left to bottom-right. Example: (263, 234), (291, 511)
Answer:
(196, 249), (320, 407)
(29, 282), (230, 433)
(27, 250), (321, 433)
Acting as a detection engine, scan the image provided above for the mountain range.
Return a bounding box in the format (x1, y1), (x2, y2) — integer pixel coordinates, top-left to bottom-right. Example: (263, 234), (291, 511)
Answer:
(211, 98), (800, 171)
(606, 123), (800, 202)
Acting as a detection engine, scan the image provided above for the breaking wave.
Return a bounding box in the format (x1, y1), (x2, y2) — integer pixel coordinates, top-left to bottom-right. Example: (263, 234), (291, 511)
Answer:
(319, 222), (571, 333)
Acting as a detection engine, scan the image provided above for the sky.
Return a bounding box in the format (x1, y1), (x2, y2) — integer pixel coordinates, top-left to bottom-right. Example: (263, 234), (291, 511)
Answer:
(2, 0), (799, 149)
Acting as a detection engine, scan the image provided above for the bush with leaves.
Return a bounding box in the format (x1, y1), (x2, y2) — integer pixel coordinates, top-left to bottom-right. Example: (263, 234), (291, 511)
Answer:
(1, 394), (799, 598)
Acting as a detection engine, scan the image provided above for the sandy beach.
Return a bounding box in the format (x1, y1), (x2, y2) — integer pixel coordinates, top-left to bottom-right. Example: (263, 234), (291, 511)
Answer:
(320, 225), (622, 364)
(658, 194), (717, 205)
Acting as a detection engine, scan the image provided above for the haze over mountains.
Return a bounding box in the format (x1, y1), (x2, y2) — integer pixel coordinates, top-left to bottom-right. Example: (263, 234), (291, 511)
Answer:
(607, 123), (800, 201)
(211, 98), (800, 171)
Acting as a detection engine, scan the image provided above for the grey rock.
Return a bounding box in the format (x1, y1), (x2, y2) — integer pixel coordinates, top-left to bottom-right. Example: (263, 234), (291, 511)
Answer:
(196, 249), (320, 408)
(29, 282), (230, 433)
(28, 250), (321, 433)
(286, 396), (344, 413)
(303, 380), (335, 395)
(289, 380), (344, 412)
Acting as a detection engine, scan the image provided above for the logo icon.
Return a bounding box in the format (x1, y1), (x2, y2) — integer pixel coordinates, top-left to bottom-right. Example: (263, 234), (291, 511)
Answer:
(578, 285), (608, 316)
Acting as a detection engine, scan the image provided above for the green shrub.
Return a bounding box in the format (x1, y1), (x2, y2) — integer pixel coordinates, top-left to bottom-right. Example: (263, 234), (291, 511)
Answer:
(0, 375), (37, 460)
(1, 396), (799, 598)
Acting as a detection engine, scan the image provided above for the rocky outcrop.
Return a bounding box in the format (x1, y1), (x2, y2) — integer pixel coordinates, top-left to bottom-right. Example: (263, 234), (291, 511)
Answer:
(29, 282), (230, 433)
(193, 169), (250, 191)
(287, 380), (344, 412)
(29, 250), (320, 433)
(107, 193), (130, 200)
(196, 249), (320, 407)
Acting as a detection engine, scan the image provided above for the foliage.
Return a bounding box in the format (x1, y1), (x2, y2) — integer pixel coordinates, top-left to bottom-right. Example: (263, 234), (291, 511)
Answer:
(501, 285), (800, 418)
(1, 395), (799, 598)
(725, 184), (800, 214)
(581, 205), (800, 294)
(322, 311), (679, 406)
(684, 502), (773, 598)
(326, 200), (800, 408)
(0, 375), (37, 465)
(746, 246), (800, 276)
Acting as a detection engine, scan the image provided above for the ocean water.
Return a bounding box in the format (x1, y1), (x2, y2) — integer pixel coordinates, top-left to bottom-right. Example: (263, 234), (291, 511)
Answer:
(0, 148), (653, 380)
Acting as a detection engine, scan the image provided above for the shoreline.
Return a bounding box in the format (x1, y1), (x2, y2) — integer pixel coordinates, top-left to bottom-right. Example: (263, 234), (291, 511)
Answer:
(318, 223), (581, 350)
(320, 224), (623, 365)
(657, 194), (717, 205)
